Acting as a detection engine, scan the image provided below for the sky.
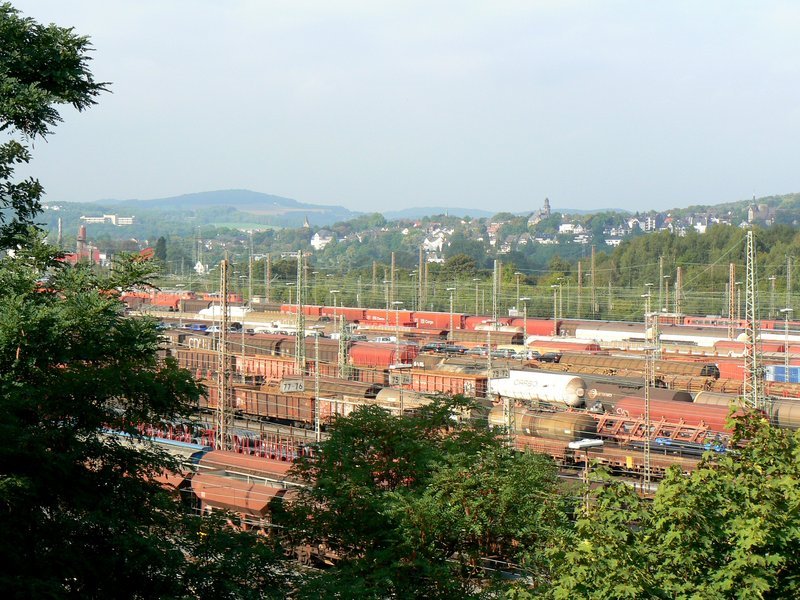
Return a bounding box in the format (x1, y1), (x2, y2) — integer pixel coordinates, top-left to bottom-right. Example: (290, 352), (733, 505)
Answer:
(10, 1), (800, 213)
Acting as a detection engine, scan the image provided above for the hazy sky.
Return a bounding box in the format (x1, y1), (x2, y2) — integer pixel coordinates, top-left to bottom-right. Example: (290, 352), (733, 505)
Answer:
(10, 1), (800, 213)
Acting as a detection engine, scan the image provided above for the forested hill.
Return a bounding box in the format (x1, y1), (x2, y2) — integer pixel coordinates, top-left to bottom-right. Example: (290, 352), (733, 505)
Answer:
(675, 192), (800, 220)
(605, 224), (799, 291)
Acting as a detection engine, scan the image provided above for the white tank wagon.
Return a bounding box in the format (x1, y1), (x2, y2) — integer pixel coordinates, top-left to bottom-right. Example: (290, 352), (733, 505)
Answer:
(488, 369), (586, 408)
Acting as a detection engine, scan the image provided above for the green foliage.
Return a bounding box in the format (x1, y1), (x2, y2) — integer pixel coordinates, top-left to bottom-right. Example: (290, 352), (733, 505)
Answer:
(0, 238), (295, 597)
(446, 231), (488, 267)
(529, 214), (562, 235)
(283, 398), (567, 597)
(154, 235), (167, 263)
(0, 2), (107, 248)
(0, 243), (196, 596)
(180, 513), (292, 599)
(497, 215), (530, 239)
(438, 253), (478, 280)
(549, 415), (800, 599)
(332, 212), (387, 234)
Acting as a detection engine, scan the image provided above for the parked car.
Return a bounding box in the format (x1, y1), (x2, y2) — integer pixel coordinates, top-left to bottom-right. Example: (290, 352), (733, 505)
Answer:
(442, 345), (467, 355)
(421, 342), (449, 353)
(465, 346), (488, 356)
(490, 349), (516, 359)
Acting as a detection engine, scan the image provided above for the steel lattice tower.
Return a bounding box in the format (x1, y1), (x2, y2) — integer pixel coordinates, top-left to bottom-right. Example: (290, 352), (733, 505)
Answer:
(338, 315), (351, 380)
(728, 262), (736, 339)
(492, 260), (498, 331)
(294, 251), (306, 372)
(215, 259), (232, 450)
(744, 230), (763, 410)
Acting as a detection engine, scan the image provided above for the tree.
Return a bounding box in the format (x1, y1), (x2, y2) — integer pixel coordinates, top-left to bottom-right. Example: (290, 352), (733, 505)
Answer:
(0, 242), (191, 596)
(438, 252), (478, 281)
(0, 7), (291, 596)
(283, 398), (568, 598)
(154, 235), (168, 263)
(549, 414), (800, 599)
(0, 238), (295, 597)
(0, 2), (107, 248)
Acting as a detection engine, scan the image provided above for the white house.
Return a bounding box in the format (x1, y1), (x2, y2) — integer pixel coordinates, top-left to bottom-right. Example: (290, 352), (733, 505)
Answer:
(310, 229), (334, 250)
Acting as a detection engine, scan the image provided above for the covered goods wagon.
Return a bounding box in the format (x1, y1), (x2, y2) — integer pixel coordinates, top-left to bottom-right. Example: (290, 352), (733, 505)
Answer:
(349, 342), (418, 369)
(413, 311), (466, 330)
(509, 318), (560, 336)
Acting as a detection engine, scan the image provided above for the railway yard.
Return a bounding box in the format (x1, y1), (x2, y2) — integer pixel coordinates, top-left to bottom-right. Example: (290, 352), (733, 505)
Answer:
(120, 289), (800, 524)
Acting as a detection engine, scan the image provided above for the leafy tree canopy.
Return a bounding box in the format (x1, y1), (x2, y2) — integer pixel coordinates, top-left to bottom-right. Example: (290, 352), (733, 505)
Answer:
(548, 414), (800, 599)
(282, 398), (568, 598)
(0, 2), (107, 247)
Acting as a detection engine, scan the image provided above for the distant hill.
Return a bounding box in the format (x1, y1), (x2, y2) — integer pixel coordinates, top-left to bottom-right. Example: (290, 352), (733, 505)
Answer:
(100, 189), (359, 226)
(381, 206), (628, 220)
(556, 207), (631, 216)
(383, 206), (494, 220)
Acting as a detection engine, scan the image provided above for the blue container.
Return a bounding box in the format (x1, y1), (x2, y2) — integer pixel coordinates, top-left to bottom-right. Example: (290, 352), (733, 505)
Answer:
(765, 365), (800, 383)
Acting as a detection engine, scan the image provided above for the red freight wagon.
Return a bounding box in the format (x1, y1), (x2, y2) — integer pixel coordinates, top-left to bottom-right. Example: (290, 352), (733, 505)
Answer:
(292, 337), (342, 364)
(715, 361), (746, 381)
(174, 348), (228, 374)
(280, 304), (297, 314)
(303, 305), (323, 317)
(509, 318), (560, 336)
(405, 369), (487, 398)
(349, 342), (419, 369)
(151, 293), (181, 310)
(306, 361), (341, 378)
(614, 396), (737, 434)
(528, 340), (601, 353)
(714, 340), (784, 355)
(363, 308), (414, 325)
(319, 306), (366, 322)
(463, 316), (515, 330)
(238, 334), (294, 357)
(450, 329), (523, 346)
(201, 292), (243, 303)
(234, 386), (314, 425)
(235, 354), (299, 380)
(413, 311), (466, 330)
(353, 367), (390, 386)
(683, 316), (748, 329)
